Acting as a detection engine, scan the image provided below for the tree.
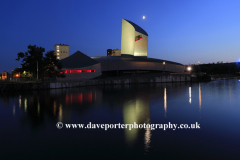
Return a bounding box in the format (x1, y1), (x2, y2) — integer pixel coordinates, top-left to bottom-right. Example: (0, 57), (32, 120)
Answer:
(16, 45), (65, 79)
(43, 50), (65, 78)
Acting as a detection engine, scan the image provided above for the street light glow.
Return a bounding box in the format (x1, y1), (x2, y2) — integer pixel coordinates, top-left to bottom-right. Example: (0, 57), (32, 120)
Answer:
(187, 67), (192, 71)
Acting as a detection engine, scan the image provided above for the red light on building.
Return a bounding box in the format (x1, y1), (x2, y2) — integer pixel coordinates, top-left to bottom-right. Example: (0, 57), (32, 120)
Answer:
(83, 70), (92, 72)
(63, 70), (95, 73)
(135, 35), (143, 41)
(75, 70), (82, 73)
(63, 70), (82, 73)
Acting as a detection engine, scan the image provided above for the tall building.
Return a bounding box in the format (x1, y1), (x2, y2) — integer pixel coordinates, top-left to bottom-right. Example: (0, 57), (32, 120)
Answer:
(54, 44), (69, 60)
(121, 19), (148, 57)
(58, 19), (185, 80)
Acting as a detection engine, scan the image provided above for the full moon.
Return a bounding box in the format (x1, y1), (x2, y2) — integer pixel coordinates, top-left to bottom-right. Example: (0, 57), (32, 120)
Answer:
(143, 16), (145, 19)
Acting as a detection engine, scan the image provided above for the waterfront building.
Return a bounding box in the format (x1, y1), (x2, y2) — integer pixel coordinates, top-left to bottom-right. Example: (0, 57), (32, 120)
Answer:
(59, 19), (184, 79)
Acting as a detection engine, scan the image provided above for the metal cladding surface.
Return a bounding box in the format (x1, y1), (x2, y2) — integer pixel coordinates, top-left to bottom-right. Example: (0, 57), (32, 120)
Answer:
(121, 19), (148, 57)
(59, 51), (102, 79)
(92, 56), (185, 73)
(60, 51), (99, 68)
(124, 19), (148, 36)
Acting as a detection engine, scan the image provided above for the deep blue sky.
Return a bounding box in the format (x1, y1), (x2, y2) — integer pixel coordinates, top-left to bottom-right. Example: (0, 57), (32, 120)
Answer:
(1, 0), (240, 72)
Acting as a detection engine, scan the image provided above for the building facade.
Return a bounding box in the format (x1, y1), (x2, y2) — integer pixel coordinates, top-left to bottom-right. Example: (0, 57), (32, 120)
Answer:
(59, 51), (102, 80)
(57, 19), (184, 79)
(54, 44), (69, 60)
(121, 19), (148, 57)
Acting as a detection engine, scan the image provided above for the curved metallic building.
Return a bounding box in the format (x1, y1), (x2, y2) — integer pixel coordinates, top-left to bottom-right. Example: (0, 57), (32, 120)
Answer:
(59, 19), (185, 79)
(92, 55), (184, 74)
(121, 19), (148, 57)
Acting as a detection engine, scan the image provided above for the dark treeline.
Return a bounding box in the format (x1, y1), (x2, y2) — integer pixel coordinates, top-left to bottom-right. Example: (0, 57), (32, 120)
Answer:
(189, 62), (240, 75)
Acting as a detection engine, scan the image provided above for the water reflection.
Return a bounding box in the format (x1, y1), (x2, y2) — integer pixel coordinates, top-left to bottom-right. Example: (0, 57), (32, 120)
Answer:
(2, 81), (238, 157)
(199, 83), (202, 118)
(122, 89), (152, 152)
(24, 98), (27, 113)
(65, 92), (97, 105)
(144, 118), (151, 152)
(199, 83), (201, 110)
(164, 87), (167, 118)
(189, 87), (191, 104)
(229, 81), (231, 103)
(123, 98), (150, 146)
(37, 100), (40, 117)
(54, 101), (56, 116)
(19, 95), (21, 108)
(59, 104), (63, 122)
(13, 104), (15, 115)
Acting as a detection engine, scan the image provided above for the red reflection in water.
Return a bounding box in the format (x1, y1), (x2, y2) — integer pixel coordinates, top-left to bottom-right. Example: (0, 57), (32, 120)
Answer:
(65, 92), (96, 105)
(95, 91), (96, 102)
(84, 92), (92, 103)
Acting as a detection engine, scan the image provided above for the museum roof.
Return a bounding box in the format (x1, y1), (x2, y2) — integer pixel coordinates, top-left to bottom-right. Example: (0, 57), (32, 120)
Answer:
(91, 55), (183, 66)
(60, 51), (99, 68)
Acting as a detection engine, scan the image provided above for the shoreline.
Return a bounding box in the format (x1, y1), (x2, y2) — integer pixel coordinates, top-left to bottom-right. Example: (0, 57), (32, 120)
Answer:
(0, 74), (191, 91)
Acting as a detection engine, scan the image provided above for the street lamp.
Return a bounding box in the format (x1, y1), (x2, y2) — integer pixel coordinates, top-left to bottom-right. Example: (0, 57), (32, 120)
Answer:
(163, 61), (165, 73)
(187, 66), (192, 74)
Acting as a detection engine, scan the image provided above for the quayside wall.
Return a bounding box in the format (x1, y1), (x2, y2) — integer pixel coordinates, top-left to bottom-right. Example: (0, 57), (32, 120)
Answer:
(0, 75), (191, 91)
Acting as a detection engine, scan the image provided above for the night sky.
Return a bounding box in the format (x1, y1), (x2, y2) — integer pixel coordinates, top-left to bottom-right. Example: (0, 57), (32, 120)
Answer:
(1, 0), (240, 72)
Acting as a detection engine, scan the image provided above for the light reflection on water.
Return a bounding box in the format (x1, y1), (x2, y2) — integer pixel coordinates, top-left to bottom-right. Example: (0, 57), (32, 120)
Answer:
(164, 87), (167, 118)
(189, 87), (191, 104)
(199, 83), (202, 118)
(1, 80), (240, 159)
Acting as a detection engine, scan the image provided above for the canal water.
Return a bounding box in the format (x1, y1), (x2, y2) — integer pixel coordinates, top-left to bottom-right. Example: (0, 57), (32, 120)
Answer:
(1, 80), (240, 159)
